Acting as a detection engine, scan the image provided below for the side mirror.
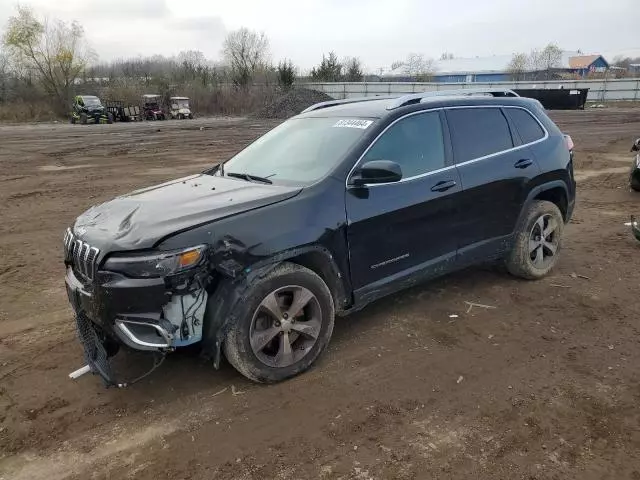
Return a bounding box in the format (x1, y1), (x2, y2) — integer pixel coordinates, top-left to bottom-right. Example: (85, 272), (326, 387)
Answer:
(351, 160), (402, 186)
(632, 138), (640, 152)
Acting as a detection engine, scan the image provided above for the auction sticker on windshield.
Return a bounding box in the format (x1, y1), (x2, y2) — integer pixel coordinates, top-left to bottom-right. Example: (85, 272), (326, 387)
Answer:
(333, 119), (373, 129)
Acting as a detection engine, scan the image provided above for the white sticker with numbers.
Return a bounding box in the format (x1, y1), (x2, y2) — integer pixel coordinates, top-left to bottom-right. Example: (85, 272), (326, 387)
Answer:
(333, 119), (373, 129)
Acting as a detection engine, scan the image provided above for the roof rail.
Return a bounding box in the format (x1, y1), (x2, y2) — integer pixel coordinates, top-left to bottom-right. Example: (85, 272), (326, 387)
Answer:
(301, 96), (392, 114)
(386, 88), (519, 110)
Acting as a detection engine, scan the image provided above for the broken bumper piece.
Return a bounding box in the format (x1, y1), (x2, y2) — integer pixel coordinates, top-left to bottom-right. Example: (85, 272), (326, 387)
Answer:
(65, 266), (208, 386)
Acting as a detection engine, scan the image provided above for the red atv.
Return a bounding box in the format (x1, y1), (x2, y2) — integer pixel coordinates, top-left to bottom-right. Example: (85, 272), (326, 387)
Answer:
(142, 94), (166, 120)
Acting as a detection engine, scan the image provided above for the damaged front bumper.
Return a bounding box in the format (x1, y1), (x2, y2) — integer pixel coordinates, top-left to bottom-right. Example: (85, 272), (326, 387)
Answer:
(65, 266), (208, 386)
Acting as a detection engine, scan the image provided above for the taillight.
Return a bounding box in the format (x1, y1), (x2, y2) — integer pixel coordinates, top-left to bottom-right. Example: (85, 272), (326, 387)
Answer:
(564, 134), (574, 151)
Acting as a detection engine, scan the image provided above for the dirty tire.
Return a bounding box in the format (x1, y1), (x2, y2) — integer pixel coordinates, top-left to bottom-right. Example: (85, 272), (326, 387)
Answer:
(506, 200), (564, 280)
(223, 262), (335, 383)
(630, 171), (640, 192)
(80, 113), (87, 125)
(107, 113), (114, 124)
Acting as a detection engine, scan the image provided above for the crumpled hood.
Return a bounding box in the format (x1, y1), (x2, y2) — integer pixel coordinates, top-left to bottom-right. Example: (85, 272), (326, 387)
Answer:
(73, 174), (301, 252)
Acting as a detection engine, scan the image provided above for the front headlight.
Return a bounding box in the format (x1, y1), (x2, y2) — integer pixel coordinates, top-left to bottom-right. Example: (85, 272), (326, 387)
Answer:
(103, 245), (206, 278)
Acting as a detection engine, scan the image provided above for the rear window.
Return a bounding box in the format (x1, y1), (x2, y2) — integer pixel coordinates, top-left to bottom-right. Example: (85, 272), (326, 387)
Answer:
(505, 108), (545, 144)
(446, 108), (514, 163)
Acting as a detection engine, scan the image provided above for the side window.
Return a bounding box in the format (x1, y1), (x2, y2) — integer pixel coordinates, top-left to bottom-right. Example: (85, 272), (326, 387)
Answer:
(505, 108), (545, 144)
(361, 111), (445, 178)
(446, 108), (514, 163)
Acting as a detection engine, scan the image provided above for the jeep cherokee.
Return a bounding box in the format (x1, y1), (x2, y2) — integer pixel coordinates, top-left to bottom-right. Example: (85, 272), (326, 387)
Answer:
(64, 89), (576, 385)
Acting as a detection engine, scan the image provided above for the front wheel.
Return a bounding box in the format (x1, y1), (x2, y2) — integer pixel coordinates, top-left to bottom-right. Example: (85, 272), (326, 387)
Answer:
(505, 200), (565, 280)
(630, 160), (640, 192)
(223, 263), (335, 383)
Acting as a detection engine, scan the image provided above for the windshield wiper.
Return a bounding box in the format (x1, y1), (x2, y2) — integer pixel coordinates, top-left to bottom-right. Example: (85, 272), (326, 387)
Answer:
(226, 172), (273, 184)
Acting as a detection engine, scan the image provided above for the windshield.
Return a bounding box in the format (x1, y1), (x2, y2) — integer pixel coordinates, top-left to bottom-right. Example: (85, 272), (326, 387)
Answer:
(219, 117), (374, 185)
(83, 97), (101, 107)
(173, 99), (189, 108)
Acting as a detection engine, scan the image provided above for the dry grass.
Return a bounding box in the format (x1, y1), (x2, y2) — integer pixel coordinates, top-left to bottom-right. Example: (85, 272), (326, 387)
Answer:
(0, 100), (59, 123)
(0, 84), (281, 122)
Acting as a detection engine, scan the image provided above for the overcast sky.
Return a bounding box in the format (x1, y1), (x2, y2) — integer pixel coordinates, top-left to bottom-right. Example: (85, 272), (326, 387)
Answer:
(1, 0), (638, 72)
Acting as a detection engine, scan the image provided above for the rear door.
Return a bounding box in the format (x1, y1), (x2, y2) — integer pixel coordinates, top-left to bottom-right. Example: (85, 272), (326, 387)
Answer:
(346, 110), (462, 294)
(445, 106), (543, 264)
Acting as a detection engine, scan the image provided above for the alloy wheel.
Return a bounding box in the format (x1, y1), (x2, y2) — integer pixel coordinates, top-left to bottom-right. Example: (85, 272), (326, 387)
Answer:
(528, 214), (559, 269)
(249, 285), (322, 368)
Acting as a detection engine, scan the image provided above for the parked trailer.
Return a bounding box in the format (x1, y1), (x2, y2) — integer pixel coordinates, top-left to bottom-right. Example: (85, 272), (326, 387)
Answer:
(105, 101), (141, 122)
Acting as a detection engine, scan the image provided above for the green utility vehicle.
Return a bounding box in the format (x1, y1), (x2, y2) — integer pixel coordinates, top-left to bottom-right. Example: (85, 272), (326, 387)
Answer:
(70, 95), (113, 124)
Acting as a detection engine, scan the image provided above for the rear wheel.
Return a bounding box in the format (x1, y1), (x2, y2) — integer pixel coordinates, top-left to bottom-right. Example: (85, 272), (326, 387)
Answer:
(70, 116), (76, 124)
(505, 200), (564, 280)
(223, 263), (335, 383)
(80, 113), (88, 125)
(107, 113), (114, 124)
(630, 164), (640, 192)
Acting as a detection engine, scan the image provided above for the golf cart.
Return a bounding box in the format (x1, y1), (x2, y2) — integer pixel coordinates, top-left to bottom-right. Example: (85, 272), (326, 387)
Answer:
(105, 100), (141, 122)
(169, 96), (193, 119)
(142, 94), (166, 120)
(70, 95), (113, 124)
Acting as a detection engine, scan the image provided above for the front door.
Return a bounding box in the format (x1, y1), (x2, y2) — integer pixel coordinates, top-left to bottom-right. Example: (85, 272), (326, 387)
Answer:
(345, 110), (462, 298)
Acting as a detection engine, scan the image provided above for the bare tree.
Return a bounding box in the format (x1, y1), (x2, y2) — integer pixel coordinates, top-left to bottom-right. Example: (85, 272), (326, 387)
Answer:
(390, 60), (404, 71)
(0, 50), (10, 102)
(403, 53), (436, 81)
(528, 43), (563, 80)
(222, 28), (270, 88)
(2, 5), (94, 110)
(343, 56), (363, 82)
(508, 53), (529, 81)
(539, 43), (563, 80)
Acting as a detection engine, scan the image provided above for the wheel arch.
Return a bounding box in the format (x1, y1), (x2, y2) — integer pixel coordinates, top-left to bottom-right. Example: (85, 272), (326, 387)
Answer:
(534, 185), (568, 220)
(525, 180), (570, 222)
(202, 245), (351, 368)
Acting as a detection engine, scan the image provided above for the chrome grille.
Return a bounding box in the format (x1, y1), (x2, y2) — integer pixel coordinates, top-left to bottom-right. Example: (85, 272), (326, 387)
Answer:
(64, 228), (100, 280)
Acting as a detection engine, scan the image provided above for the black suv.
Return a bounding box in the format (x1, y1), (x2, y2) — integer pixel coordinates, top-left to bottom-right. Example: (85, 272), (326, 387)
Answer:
(64, 90), (576, 385)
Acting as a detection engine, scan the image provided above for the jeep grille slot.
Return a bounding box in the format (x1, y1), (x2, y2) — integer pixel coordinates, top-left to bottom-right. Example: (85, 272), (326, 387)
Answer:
(64, 228), (100, 280)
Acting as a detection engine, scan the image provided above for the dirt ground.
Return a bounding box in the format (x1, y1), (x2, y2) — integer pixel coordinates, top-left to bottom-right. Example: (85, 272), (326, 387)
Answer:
(1, 109), (640, 480)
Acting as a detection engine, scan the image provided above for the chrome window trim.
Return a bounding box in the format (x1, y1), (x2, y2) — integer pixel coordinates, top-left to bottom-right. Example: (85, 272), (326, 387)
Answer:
(346, 105), (549, 188)
(345, 108), (444, 188)
(448, 105), (549, 167)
